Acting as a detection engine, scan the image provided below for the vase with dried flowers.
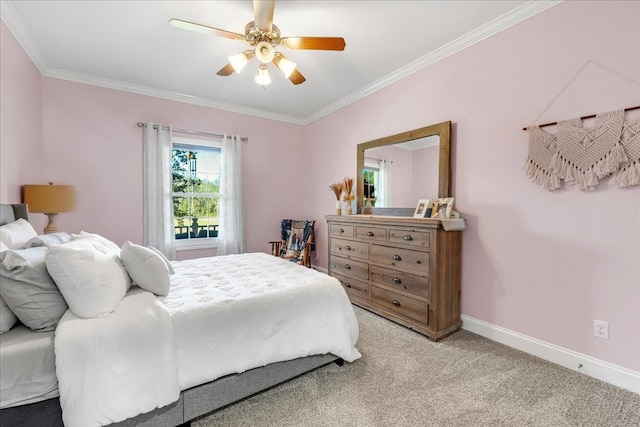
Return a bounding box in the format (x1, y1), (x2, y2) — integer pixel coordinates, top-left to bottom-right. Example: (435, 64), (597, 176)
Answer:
(329, 181), (343, 215)
(342, 177), (355, 215)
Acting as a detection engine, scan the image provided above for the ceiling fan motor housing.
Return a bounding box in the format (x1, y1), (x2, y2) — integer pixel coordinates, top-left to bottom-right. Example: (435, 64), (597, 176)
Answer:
(245, 21), (281, 46)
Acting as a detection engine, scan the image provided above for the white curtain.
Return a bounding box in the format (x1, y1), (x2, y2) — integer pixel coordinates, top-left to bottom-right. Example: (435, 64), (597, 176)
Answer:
(217, 134), (245, 255)
(143, 122), (176, 260)
(378, 159), (391, 207)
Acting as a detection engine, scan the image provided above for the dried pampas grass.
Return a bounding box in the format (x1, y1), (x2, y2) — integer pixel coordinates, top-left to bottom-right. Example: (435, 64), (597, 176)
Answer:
(342, 177), (355, 202)
(329, 182), (343, 200)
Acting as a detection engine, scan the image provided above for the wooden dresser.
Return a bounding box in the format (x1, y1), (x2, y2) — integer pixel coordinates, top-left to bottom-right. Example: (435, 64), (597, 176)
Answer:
(326, 214), (463, 341)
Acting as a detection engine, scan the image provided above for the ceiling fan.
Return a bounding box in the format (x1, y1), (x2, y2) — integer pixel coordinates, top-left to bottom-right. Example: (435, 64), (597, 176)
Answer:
(169, 0), (346, 86)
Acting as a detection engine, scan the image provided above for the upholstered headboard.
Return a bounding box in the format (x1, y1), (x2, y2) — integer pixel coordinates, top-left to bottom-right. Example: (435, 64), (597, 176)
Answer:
(0, 203), (30, 226)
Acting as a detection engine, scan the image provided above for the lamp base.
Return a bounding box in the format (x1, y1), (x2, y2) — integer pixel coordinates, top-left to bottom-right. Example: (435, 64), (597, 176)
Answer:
(43, 213), (59, 234)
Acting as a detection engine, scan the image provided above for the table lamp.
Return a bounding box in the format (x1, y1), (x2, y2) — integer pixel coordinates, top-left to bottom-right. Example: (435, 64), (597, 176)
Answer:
(22, 182), (76, 234)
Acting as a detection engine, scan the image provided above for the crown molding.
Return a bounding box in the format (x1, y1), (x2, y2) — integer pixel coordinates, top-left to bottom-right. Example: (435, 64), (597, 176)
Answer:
(3, 0), (561, 126)
(301, 0), (562, 125)
(0, 0), (48, 73)
(44, 68), (305, 125)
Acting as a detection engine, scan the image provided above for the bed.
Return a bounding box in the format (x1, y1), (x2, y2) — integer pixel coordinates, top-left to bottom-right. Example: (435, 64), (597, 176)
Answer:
(0, 203), (361, 426)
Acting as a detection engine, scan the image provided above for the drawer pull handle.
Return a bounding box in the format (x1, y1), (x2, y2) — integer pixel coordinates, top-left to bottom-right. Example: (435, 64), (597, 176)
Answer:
(344, 245), (352, 251)
(403, 235), (413, 241)
(392, 300), (401, 307)
(344, 283), (352, 288)
(392, 255), (402, 261)
(338, 228), (345, 233)
(367, 231), (374, 237)
(392, 277), (402, 284)
(344, 264), (351, 270)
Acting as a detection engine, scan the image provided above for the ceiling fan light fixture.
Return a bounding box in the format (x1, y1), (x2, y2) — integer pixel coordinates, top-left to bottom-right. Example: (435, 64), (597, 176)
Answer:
(229, 51), (252, 73)
(255, 41), (275, 63)
(255, 64), (271, 86)
(276, 55), (296, 78)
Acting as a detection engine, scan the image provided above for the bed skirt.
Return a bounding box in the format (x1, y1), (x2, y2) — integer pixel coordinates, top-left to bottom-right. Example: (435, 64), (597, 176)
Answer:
(0, 353), (342, 427)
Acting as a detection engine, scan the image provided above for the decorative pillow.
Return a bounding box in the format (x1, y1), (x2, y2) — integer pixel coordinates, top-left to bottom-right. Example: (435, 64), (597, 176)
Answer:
(72, 231), (121, 253)
(0, 296), (18, 334)
(120, 241), (171, 296)
(0, 246), (68, 331)
(70, 231), (131, 290)
(148, 246), (175, 275)
(0, 218), (37, 249)
(25, 232), (72, 248)
(46, 240), (128, 319)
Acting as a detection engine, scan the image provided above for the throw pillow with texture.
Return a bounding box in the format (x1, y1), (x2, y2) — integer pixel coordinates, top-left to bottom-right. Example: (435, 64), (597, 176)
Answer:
(46, 240), (127, 319)
(120, 241), (171, 296)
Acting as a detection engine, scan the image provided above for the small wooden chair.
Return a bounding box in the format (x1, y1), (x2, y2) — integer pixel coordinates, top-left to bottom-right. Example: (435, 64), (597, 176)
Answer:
(269, 219), (315, 268)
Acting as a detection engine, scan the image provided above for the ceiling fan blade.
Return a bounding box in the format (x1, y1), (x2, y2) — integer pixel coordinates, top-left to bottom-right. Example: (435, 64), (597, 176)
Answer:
(216, 63), (236, 76)
(253, 0), (275, 32)
(169, 18), (244, 41)
(281, 37), (346, 51)
(288, 68), (306, 85)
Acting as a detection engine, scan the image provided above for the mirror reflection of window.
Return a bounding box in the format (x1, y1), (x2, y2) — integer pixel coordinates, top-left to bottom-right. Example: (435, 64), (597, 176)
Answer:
(364, 158), (392, 207)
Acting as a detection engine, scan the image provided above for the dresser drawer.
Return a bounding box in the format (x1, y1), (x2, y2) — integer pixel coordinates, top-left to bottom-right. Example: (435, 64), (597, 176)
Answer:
(371, 286), (428, 324)
(329, 224), (354, 238)
(370, 265), (429, 299)
(332, 272), (369, 303)
(329, 256), (369, 281)
(330, 238), (369, 260)
(389, 228), (431, 249)
(370, 245), (430, 274)
(356, 226), (387, 242)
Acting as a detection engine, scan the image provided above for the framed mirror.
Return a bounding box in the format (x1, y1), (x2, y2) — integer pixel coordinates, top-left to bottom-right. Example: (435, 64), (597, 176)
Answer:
(356, 121), (451, 215)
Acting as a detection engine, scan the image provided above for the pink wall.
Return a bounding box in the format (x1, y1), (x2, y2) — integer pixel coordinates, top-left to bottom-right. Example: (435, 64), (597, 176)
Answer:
(1, 1), (638, 373)
(0, 22), (46, 230)
(39, 78), (305, 258)
(307, 1), (639, 372)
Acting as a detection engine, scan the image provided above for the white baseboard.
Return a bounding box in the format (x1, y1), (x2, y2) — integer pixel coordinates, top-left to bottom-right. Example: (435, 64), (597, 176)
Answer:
(461, 314), (640, 394)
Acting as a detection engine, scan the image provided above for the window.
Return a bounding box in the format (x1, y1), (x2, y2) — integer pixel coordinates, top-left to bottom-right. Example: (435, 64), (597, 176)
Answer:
(172, 137), (221, 250)
(363, 159), (379, 207)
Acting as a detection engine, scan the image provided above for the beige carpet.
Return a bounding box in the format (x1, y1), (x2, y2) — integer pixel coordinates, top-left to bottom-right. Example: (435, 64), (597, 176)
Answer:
(194, 307), (639, 426)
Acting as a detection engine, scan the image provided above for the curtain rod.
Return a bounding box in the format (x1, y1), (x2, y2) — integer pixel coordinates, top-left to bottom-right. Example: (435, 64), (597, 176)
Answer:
(136, 122), (248, 141)
(522, 105), (640, 131)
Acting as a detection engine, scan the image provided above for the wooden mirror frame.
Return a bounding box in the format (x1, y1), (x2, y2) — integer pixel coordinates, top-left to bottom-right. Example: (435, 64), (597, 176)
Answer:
(356, 121), (451, 215)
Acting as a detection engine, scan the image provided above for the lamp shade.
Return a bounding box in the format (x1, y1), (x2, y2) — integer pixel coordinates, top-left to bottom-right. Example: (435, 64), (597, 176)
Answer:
(23, 184), (76, 214)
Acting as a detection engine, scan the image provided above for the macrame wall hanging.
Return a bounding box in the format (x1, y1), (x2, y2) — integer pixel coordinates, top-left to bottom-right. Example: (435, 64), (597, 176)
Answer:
(523, 61), (640, 191)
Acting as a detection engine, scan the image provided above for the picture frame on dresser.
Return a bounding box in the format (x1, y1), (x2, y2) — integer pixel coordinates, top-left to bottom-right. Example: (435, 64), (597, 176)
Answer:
(432, 197), (454, 219)
(413, 199), (432, 218)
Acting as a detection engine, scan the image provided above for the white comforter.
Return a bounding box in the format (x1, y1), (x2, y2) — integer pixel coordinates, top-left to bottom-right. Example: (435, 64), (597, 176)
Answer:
(54, 252), (361, 426)
(54, 288), (180, 427)
(163, 252), (362, 389)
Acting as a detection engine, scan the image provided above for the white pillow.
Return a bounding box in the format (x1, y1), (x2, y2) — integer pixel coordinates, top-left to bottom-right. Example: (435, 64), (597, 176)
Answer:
(25, 232), (72, 248)
(0, 296), (18, 334)
(46, 240), (128, 318)
(0, 241), (8, 253)
(0, 218), (37, 249)
(120, 241), (170, 296)
(72, 231), (121, 254)
(70, 231), (131, 291)
(0, 247), (68, 331)
(148, 246), (175, 275)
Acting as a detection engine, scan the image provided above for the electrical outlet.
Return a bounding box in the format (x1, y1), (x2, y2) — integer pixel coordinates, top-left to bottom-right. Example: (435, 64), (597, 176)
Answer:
(594, 319), (609, 339)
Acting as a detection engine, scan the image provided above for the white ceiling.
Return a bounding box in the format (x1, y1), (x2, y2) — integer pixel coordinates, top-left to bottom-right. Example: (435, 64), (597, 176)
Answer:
(1, 1), (559, 125)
